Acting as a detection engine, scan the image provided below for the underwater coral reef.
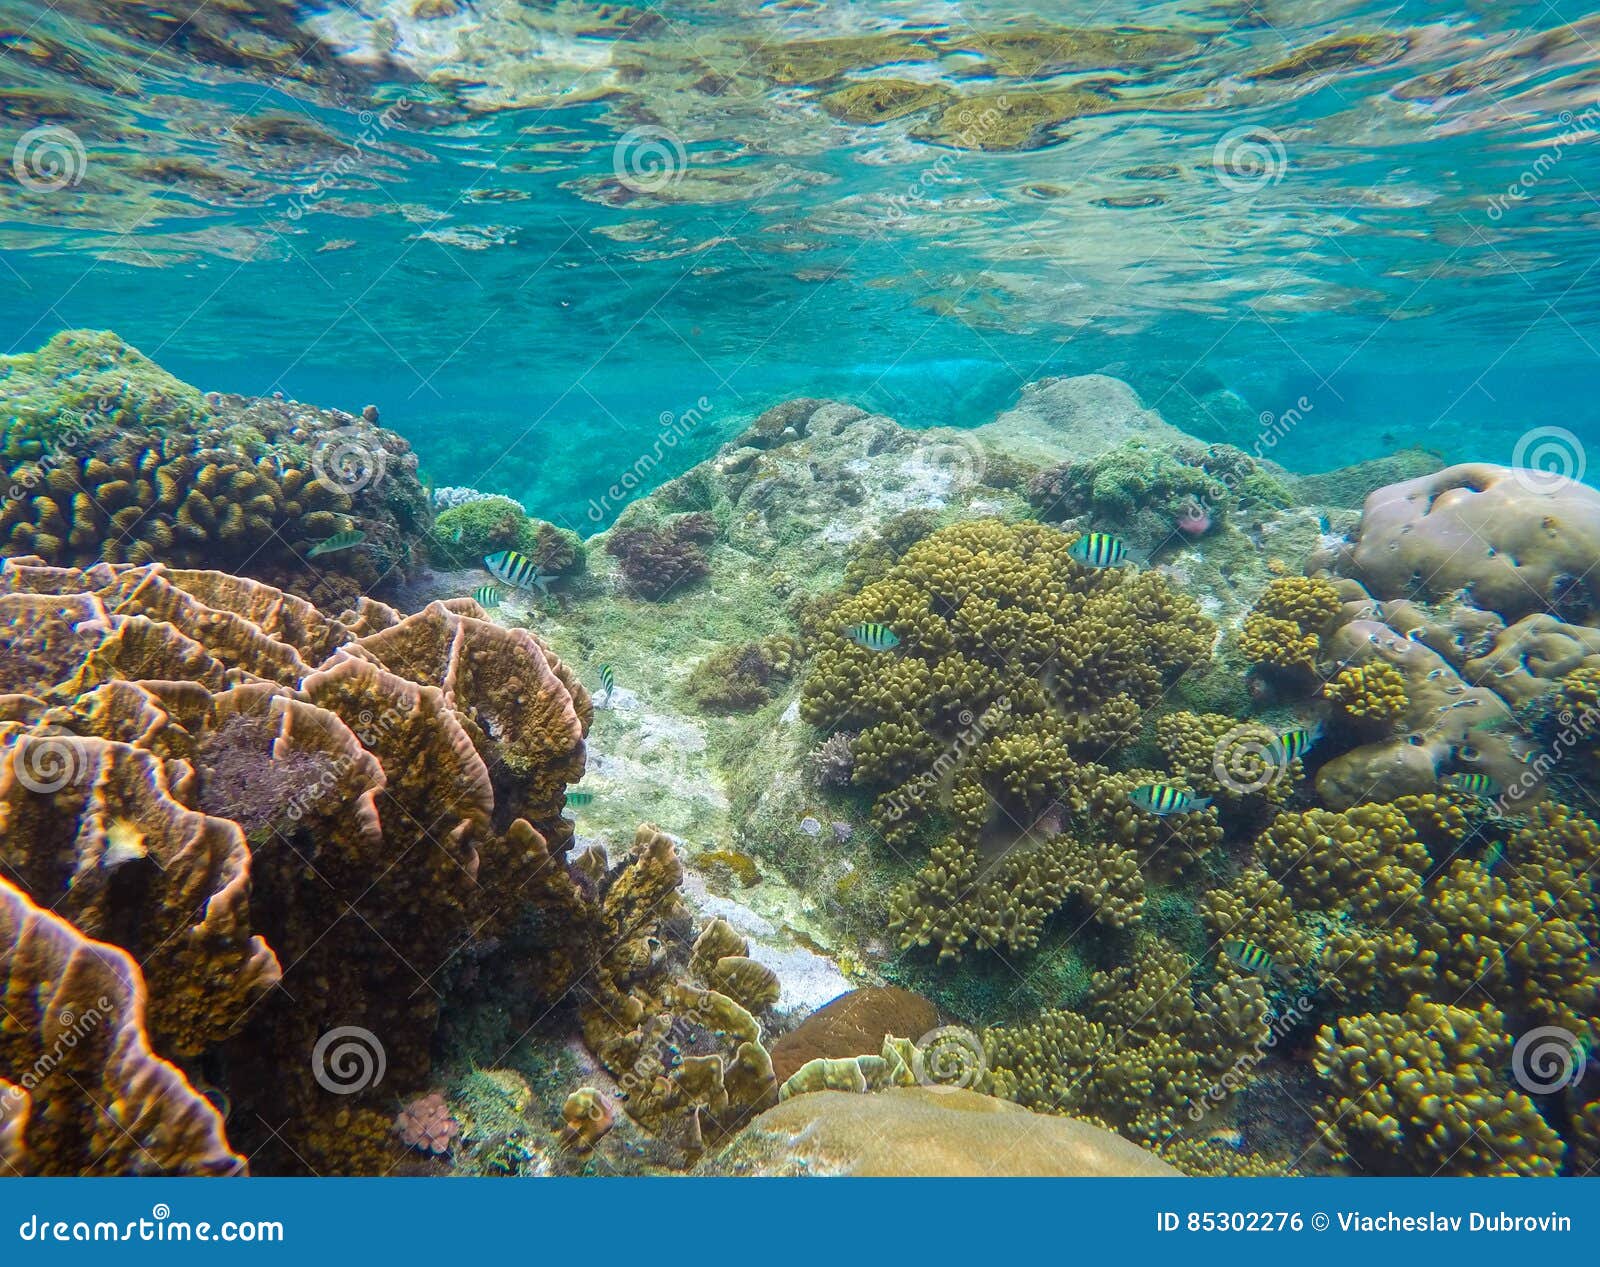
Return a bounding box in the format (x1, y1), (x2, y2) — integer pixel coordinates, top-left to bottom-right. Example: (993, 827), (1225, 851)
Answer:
(2, 332), (1599, 1183)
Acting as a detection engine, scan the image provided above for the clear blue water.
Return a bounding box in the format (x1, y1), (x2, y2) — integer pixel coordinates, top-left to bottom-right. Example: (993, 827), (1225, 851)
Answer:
(3, 0), (1598, 528)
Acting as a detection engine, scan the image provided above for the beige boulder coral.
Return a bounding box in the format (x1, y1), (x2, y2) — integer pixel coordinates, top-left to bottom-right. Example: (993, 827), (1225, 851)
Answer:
(1314, 462), (1600, 622)
(709, 1085), (1179, 1176)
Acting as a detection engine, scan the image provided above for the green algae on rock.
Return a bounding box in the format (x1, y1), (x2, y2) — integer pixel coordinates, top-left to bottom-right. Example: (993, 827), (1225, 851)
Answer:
(818, 78), (952, 125)
(432, 494), (584, 576)
(913, 86), (1117, 151)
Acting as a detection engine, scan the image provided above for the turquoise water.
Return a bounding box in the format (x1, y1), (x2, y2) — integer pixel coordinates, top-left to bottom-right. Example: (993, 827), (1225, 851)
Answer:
(8, 0), (1600, 1183)
(3, 0), (1599, 527)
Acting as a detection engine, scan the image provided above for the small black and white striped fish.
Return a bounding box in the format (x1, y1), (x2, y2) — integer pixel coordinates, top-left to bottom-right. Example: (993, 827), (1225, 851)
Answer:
(473, 584), (502, 609)
(1273, 723), (1322, 766)
(485, 550), (552, 595)
(1068, 531), (1128, 568)
(1445, 772), (1501, 798)
(1223, 940), (1277, 978)
(1128, 783), (1212, 815)
(846, 622), (900, 651)
(598, 663), (615, 699)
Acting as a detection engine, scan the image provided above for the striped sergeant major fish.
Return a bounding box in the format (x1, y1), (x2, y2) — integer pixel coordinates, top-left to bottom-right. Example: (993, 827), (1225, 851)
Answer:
(846, 622), (900, 651)
(1444, 772), (1501, 799)
(1068, 531), (1129, 568)
(599, 663), (615, 702)
(1222, 940), (1278, 979)
(1272, 722), (1323, 766)
(472, 584), (502, 609)
(1127, 783), (1212, 815)
(485, 550), (553, 596)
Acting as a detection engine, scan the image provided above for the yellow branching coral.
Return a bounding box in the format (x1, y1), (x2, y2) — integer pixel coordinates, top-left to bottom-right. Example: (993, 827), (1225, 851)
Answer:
(1324, 661), (1409, 726)
(982, 940), (1268, 1143)
(1238, 576), (1342, 677)
(800, 518), (1214, 844)
(1254, 576), (1344, 628)
(1238, 614), (1319, 674)
(1198, 868), (1315, 972)
(1155, 710), (1297, 815)
(887, 829), (1144, 961)
(1314, 1001), (1565, 1176)
(1256, 804), (1430, 919)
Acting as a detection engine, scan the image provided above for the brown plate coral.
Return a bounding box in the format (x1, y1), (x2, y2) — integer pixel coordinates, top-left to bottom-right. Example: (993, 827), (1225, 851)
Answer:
(0, 555), (596, 1173)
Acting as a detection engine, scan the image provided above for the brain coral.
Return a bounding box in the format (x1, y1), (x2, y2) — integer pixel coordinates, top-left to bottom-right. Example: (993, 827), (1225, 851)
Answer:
(0, 330), (431, 609)
(800, 518), (1215, 845)
(0, 556), (600, 1174)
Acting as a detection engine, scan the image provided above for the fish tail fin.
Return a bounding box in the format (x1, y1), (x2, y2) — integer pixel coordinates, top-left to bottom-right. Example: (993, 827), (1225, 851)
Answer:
(1192, 796), (1213, 812)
